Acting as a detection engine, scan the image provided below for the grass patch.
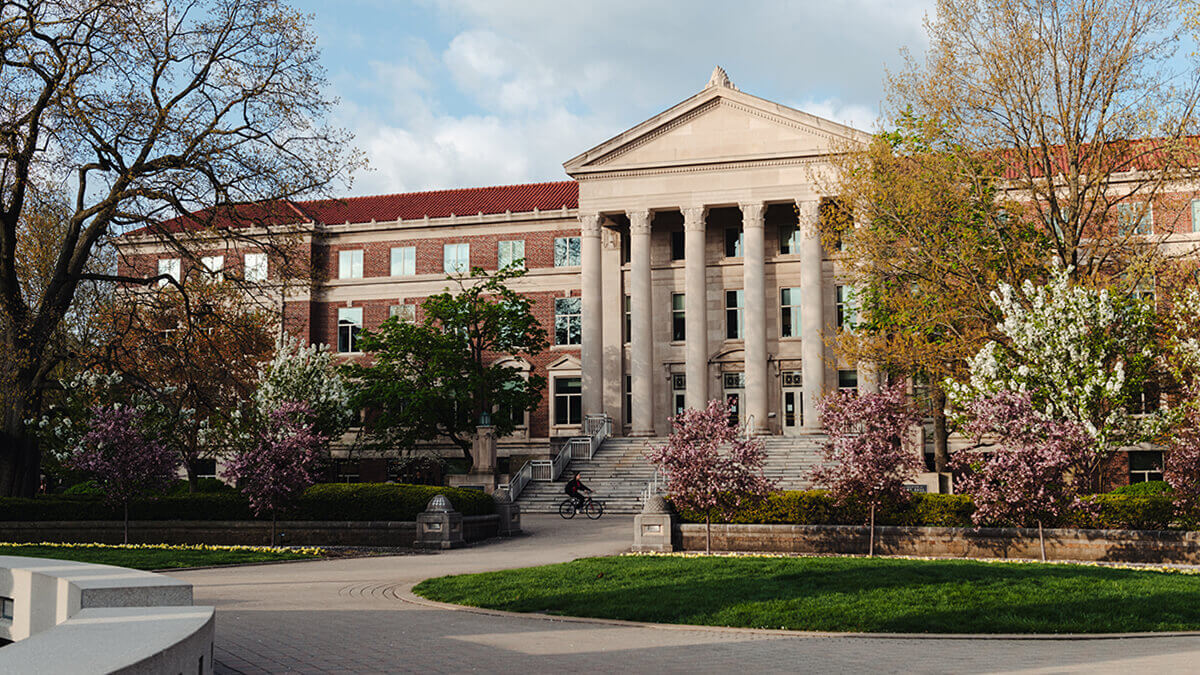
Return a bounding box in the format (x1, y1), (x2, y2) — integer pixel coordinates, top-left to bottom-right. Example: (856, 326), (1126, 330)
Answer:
(412, 554), (1200, 634)
(0, 543), (323, 570)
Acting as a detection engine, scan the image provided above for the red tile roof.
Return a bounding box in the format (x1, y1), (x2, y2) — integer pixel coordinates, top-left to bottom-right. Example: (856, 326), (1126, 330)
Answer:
(134, 181), (579, 236)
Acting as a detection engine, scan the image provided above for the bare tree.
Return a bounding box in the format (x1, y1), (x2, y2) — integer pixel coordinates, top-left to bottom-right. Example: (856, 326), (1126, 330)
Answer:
(893, 0), (1200, 280)
(0, 1), (359, 496)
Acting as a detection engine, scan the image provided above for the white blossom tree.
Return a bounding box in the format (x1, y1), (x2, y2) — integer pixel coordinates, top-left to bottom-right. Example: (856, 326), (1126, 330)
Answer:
(253, 334), (354, 443)
(947, 267), (1161, 487)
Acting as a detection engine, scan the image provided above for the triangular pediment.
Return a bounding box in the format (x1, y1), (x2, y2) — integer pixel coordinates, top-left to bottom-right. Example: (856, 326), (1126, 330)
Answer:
(564, 84), (868, 175)
(547, 354), (581, 371)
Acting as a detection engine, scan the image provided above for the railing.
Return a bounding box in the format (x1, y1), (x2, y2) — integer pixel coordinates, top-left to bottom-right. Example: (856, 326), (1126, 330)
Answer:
(745, 414), (756, 439)
(504, 461), (533, 501)
(641, 468), (667, 503)
(503, 414), (613, 499)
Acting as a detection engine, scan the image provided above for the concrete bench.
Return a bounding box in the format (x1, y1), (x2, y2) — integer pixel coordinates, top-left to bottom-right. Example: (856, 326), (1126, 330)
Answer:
(0, 555), (214, 674)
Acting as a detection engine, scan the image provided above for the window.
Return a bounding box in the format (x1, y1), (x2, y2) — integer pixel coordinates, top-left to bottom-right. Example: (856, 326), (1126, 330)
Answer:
(624, 295), (631, 344)
(726, 290), (744, 340)
(337, 307), (362, 353)
(1118, 203), (1153, 235)
(497, 377), (527, 428)
(1192, 199), (1200, 233)
(498, 240), (525, 270)
(389, 304), (416, 324)
(554, 377), (582, 426)
(194, 458), (217, 479)
(555, 297), (582, 345)
(836, 285), (859, 330)
(554, 237), (581, 267)
(200, 255), (223, 282)
(339, 250), (363, 279)
(1128, 380), (1160, 415)
(671, 293), (686, 341)
(443, 243), (470, 275)
(670, 230), (685, 261)
(820, 197), (851, 251)
(780, 287), (802, 338)
(838, 369), (859, 392)
(157, 258), (180, 286)
(779, 223), (800, 255)
(1132, 276), (1156, 305)
(390, 247), (415, 276)
(244, 253), (267, 282)
(1129, 451), (1164, 483)
(724, 227), (743, 257)
(0, 596), (12, 622)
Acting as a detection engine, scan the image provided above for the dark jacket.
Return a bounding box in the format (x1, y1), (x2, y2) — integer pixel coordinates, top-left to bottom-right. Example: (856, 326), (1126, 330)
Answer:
(565, 478), (589, 495)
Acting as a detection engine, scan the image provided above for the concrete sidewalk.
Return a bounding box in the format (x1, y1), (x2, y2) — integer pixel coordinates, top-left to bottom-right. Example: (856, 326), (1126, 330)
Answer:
(175, 515), (1200, 674)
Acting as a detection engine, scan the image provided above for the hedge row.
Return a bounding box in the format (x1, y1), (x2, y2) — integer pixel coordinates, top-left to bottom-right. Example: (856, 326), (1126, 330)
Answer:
(0, 483), (494, 522)
(670, 490), (1181, 531)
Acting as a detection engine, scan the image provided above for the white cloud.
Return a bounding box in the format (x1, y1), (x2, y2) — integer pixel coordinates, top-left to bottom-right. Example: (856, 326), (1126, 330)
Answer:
(333, 0), (934, 195)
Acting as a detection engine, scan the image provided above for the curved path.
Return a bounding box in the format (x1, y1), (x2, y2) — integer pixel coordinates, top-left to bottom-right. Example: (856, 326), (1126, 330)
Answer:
(175, 515), (1200, 674)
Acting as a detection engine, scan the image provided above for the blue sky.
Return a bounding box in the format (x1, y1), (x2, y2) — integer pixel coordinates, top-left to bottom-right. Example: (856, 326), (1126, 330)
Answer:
(289, 0), (936, 197)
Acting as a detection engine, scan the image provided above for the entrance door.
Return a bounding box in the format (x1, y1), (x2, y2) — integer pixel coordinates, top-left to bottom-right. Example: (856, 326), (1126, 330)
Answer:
(781, 370), (804, 435)
(671, 374), (687, 418)
(723, 372), (744, 427)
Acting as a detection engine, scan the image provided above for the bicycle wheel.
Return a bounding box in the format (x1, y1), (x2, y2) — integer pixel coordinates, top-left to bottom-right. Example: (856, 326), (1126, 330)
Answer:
(585, 500), (604, 520)
(558, 499), (577, 519)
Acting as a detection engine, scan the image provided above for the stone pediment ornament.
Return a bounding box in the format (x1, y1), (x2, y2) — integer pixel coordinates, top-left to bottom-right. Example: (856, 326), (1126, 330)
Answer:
(707, 65), (737, 91)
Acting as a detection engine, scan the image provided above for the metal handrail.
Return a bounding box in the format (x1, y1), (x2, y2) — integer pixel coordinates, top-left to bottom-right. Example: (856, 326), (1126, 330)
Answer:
(504, 460), (533, 500)
(530, 413), (613, 483)
(745, 414), (755, 439)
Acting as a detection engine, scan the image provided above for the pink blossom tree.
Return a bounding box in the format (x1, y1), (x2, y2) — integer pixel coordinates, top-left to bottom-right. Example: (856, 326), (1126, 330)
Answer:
(1165, 408), (1200, 526)
(647, 400), (775, 553)
(71, 404), (180, 543)
(812, 384), (924, 556)
(951, 390), (1092, 560)
(224, 401), (327, 545)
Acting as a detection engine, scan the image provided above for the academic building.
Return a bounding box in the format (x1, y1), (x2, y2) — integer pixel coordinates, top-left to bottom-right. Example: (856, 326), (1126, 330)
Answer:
(118, 68), (1176, 501)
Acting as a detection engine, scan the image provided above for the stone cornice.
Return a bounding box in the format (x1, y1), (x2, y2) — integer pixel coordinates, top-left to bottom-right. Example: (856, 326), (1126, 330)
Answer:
(572, 153), (841, 181)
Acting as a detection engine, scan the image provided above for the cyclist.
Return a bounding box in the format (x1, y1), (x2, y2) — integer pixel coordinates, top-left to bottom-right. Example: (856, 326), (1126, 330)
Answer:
(564, 472), (592, 511)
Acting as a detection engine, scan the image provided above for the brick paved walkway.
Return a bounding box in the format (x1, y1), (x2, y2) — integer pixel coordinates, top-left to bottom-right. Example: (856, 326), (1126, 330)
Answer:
(174, 515), (1200, 674)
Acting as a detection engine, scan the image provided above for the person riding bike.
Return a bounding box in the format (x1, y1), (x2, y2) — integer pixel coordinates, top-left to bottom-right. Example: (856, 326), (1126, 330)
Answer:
(564, 472), (592, 511)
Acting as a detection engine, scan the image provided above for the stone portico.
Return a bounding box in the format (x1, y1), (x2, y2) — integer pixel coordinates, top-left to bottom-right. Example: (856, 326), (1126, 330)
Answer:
(566, 68), (875, 437)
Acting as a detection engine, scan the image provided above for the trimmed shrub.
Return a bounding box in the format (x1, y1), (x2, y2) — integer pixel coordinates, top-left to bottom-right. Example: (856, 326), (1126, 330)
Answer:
(1110, 481), (1171, 496)
(62, 480), (103, 496)
(0, 483), (493, 522)
(669, 490), (1180, 530)
(166, 478), (238, 495)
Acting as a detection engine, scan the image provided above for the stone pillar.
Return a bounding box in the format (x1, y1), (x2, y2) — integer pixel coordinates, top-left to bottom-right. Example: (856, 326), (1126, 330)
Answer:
(415, 495), (465, 549)
(798, 199), (826, 429)
(580, 213), (604, 416)
(492, 488), (522, 537)
(683, 206), (709, 409)
(600, 226), (624, 432)
(628, 209), (655, 436)
(741, 202), (768, 434)
(632, 495), (676, 552)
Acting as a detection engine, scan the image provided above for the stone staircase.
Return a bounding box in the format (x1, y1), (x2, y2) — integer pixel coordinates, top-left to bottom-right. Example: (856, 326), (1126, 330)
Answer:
(514, 433), (831, 514)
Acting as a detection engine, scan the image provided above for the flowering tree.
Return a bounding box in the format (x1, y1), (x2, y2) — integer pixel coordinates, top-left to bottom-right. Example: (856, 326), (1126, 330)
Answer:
(946, 266), (1159, 489)
(647, 400), (774, 553)
(951, 390), (1092, 560)
(1165, 408), (1200, 526)
(224, 401), (326, 545)
(254, 334), (354, 442)
(71, 405), (180, 543)
(812, 384), (923, 556)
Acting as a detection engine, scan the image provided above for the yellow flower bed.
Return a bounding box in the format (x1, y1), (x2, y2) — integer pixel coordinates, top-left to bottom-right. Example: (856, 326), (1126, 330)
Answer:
(0, 541), (325, 556)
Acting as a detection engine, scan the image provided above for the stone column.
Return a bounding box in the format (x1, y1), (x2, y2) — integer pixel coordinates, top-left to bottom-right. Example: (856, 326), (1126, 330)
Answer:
(580, 213), (604, 416)
(600, 226), (624, 432)
(628, 209), (655, 436)
(741, 202), (768, 434)
(798, 199), (826, 429)
(683, 206), (709, 409)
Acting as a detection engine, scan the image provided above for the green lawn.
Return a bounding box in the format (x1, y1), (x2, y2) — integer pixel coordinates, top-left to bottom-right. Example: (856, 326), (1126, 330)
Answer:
(412, 554), (1200, 634)
(0, 543), (323, 570)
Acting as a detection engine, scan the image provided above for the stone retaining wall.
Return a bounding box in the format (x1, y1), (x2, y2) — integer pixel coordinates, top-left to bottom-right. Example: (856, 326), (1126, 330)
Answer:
(0, 514), (501, 547)
(676, 523), (1200, 563)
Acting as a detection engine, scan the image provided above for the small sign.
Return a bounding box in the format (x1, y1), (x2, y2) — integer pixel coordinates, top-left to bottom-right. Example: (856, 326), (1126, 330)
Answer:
(904, 484), (928, 493)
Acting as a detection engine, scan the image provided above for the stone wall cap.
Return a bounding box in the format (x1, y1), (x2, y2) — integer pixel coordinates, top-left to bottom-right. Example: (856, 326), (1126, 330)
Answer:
(426, 494), (456, 512)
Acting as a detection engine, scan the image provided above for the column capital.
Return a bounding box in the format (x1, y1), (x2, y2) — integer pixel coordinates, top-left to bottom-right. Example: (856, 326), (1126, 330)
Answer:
(740, 202), (765, 226)
(579, 212), (603, 237)
(627, 209), (651, 235)
(682, 206), (706, 232)
(601, 227), (620, 250)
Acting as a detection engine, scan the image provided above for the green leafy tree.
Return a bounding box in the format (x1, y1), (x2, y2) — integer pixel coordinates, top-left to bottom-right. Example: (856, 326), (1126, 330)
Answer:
(345, 266), (548, 468)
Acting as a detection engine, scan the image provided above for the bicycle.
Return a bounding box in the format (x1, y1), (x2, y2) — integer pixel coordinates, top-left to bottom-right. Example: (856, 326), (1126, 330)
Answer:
(558, 494), (604, 520)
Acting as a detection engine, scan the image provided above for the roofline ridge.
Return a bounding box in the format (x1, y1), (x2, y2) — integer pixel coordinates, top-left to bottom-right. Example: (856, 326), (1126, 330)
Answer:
(298, 179), (577, 206)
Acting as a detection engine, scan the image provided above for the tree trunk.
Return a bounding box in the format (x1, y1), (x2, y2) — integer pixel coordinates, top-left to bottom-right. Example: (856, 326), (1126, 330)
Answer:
(1, 395), (41, 498)
(271, 509), (277, 548)
(705, 515), (712, 554)
(1037, 520), (1046, 562)
(932, 389), (950, 475)
(869, 504), (876, 557)
(185, 460), (198, 493)
(123, 501), (130, 545)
